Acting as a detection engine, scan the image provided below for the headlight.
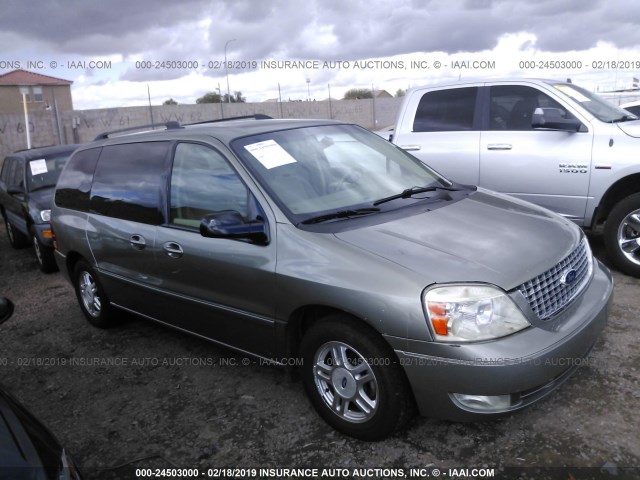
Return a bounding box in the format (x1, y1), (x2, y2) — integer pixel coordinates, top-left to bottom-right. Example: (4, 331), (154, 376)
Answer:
(39, 209), (51, 222)
(424, 284), (530, 342)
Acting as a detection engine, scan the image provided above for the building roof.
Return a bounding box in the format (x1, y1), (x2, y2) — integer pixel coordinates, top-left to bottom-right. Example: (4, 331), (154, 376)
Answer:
(0, 69), (73, 86)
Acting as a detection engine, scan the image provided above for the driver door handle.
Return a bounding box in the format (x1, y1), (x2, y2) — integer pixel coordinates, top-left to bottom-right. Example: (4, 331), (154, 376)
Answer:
(130, 234), (146, 250)
(163, 241), (184, 259)
(487, 144), (512, 150)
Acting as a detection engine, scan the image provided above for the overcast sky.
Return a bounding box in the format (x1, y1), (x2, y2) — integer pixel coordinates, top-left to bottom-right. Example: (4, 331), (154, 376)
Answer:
(1, 0), (639, 109)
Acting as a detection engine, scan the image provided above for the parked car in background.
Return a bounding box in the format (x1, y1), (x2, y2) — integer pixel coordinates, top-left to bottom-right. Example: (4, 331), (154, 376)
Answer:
(620, 100), (640, 117)
(0, 297), (83, 479)
(0, 144), (80, 272)
(391, 79), (640, 277)
(52, 118), (612, 440)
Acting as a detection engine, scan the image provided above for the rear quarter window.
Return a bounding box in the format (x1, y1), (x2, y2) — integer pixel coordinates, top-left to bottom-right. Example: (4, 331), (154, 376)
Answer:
(55, 148), (101, 211)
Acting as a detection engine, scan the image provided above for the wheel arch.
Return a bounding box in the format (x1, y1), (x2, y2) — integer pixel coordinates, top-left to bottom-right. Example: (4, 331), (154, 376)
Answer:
(593, 173), (640, 227)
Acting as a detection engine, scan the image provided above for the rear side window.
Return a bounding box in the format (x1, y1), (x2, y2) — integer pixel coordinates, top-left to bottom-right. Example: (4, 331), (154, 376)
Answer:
(90, 142), (170, 225)
(55, 148), (101, 211)
(413, 87), (478, 132)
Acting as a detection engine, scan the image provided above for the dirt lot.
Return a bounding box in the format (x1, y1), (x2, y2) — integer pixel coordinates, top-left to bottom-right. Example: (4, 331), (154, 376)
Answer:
(0, 215), (638, 480)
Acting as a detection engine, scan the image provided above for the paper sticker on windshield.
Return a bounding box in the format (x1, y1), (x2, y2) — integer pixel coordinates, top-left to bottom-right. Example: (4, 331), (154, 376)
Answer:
(554, 85), (589, 103)
(29, 159), (48, 175)
(244, 140), (297, 169)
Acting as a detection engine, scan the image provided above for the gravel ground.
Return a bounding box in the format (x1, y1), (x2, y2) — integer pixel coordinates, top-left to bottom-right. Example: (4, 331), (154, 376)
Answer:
(0, 215), (638, 480)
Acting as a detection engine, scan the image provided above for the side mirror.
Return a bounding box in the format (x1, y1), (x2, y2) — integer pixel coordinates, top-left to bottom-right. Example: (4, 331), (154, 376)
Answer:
(200, 210), (269, 244)
(532, 107), (583, 132)
(0, 297), (14, 325)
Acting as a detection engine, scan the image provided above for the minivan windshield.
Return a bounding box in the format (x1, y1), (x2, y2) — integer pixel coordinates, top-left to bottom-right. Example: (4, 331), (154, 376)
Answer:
(232, 124), (453, 223)
(550, 82), (638, 123)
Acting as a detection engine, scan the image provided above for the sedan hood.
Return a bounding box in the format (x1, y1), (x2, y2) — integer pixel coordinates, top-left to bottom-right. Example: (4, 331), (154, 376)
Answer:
(335, 190), (581, 290)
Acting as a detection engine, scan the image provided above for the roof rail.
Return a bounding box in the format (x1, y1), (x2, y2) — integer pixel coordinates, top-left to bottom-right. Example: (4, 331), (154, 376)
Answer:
(187, 114), (272, 125)
(93, 121), (182, 141)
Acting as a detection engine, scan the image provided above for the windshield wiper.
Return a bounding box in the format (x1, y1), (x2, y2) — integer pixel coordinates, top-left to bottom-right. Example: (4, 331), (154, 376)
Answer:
(373, 185), (460, 206)
(300, 207), (380, 225)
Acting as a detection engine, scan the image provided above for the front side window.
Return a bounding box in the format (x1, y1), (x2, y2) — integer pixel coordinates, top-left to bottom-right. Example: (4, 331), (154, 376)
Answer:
(0, 158), (15, 184)
(413, 87), (478, 132)
(232, 124), (452, 224)
(489, 85), (576, 131)
(90, 142), (170, 225)
(10, 159), (24, 187)
(169, 143), (249, 229)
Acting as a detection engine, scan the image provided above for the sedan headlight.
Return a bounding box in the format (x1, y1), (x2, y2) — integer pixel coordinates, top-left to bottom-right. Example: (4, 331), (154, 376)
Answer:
(424, 284), (530, 342)
(39, 209), (51, 222)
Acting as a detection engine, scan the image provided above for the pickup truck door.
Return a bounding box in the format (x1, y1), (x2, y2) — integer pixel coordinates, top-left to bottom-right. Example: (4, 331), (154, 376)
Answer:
(479, 83), (593, 225)
(393, 86), (481, 185)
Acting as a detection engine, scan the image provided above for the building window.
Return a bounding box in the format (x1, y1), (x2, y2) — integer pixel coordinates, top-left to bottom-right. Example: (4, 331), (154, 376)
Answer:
(33, 86), (43, 102)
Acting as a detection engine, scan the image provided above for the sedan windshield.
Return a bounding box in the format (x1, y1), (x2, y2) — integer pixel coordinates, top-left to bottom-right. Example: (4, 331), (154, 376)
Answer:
(231, 124), (452, 223)
(550, 82), (638, 123)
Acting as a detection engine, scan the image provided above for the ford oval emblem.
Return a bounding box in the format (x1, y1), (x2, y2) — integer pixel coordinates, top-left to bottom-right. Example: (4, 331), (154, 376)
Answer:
(560, 269), (578, 286)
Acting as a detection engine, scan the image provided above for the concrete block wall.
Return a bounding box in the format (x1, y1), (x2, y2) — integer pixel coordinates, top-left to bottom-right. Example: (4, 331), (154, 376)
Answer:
(1, 98), (403, 163)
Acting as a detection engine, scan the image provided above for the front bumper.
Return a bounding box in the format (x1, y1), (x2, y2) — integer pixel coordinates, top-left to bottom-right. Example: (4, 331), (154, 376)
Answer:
(395, 259), (613, 421)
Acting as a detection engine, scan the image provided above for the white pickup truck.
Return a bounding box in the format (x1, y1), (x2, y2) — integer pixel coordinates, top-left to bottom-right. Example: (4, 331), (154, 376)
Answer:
(390, 78), (640, 277)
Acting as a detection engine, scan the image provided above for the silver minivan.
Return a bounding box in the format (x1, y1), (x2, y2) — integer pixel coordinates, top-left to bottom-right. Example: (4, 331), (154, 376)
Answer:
(51, 119), (613, 440)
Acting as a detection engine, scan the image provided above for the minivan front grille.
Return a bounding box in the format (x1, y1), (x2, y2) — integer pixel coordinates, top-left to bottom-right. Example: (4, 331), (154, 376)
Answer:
(517, 238), (592, 320)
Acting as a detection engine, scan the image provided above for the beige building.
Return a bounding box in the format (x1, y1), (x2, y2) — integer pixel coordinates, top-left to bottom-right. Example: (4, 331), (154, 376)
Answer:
(0, 69), (73, 114)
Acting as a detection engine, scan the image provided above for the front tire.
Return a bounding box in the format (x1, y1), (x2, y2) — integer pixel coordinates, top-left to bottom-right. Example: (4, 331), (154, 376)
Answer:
(72, 260), (116, 328)
(32, 232), (58, 273)
(605, 193), (640, 277)
(301, 314), (414, 441)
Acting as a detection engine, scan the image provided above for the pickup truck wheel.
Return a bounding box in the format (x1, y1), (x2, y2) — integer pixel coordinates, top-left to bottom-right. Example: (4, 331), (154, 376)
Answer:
(605, 193), (640, 277)
(5, 220), (29, 249)
(73, 260), (117, 328)
(32, 233), (58, 273)
(300, 314), (414, 440)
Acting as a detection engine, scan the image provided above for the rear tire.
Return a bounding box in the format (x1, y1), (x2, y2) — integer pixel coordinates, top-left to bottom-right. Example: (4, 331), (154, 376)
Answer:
(5, 219), (29, 249)
(72, 260), (117, 328)
(604, 193), (640, 277)
(300, 314), (415, 441)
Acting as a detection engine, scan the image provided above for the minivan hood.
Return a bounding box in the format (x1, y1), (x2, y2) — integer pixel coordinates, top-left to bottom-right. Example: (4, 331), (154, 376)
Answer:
(616, 120), (640, 138)
(335, 190), (581, 290)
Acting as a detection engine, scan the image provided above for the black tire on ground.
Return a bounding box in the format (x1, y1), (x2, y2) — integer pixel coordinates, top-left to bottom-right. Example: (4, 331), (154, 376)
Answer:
(5, 219), (29, 249)
(32, 232), (58, 273)
(72, 259), (117, 328)
(604, 193), (640, 278)
(300, 313), (415, 441)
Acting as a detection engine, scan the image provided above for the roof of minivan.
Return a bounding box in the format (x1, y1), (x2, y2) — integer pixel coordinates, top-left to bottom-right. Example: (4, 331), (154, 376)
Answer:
(89, 118), (347, 147)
